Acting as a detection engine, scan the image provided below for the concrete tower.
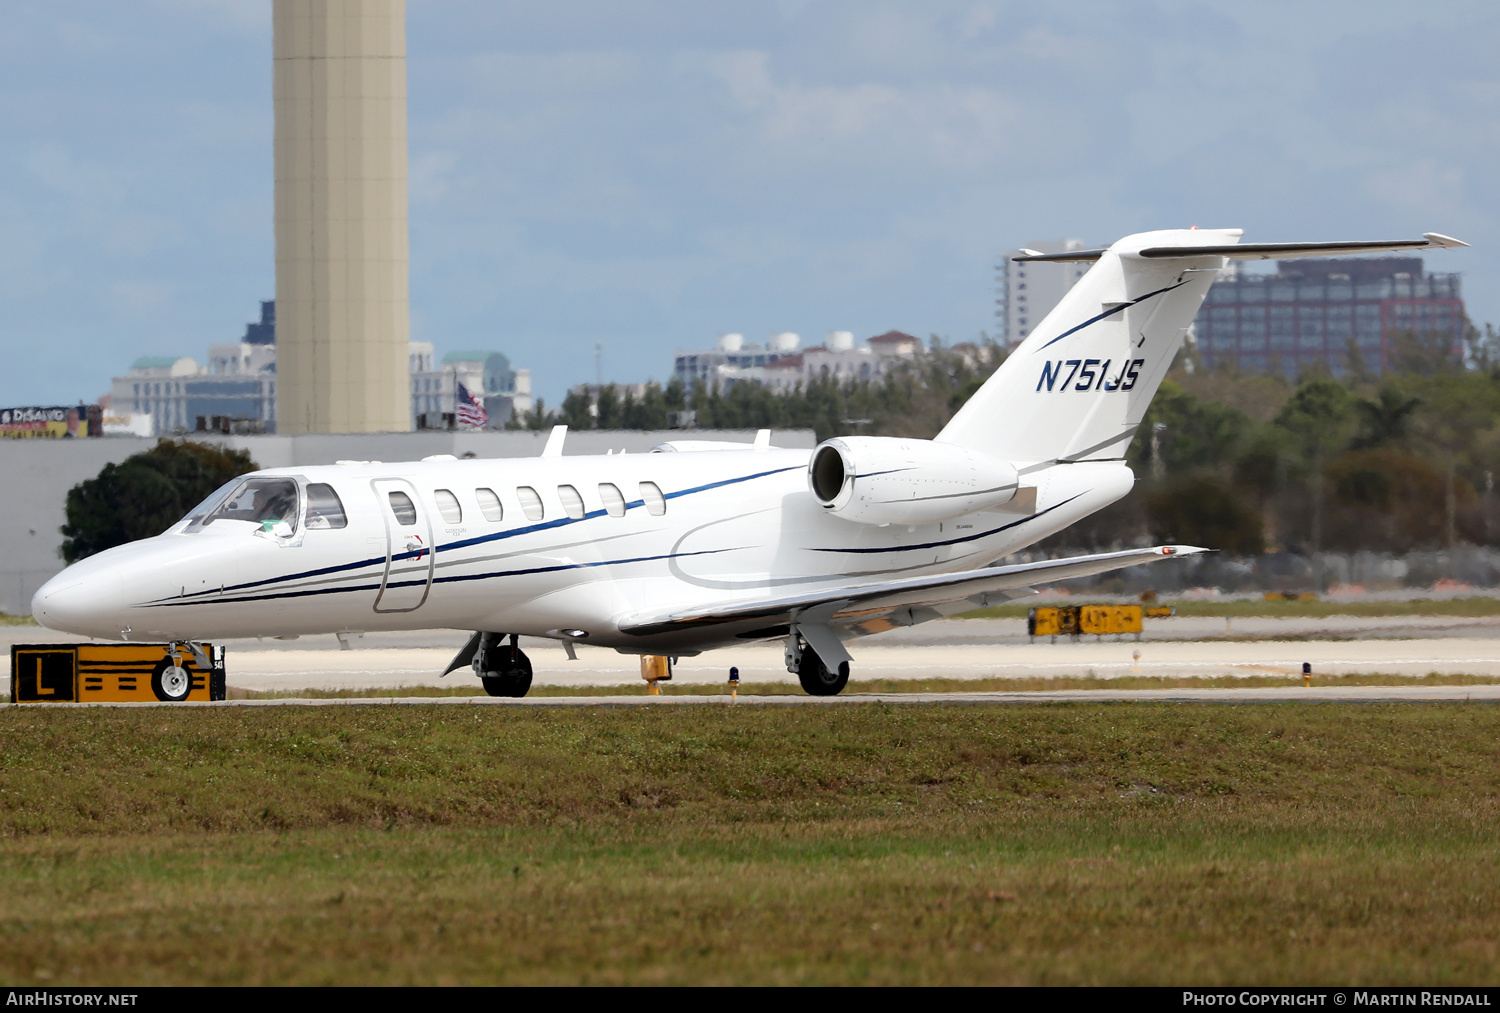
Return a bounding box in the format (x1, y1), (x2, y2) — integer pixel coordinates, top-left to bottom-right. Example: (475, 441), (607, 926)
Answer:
(273, 0), (410, 434)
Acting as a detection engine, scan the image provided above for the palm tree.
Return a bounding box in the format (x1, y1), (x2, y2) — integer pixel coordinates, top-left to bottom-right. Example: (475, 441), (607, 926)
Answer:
(1352, 387), (1421, 450)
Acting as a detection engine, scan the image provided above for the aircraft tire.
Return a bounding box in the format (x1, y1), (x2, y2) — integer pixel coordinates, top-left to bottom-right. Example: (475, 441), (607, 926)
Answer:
(151, 657), (193, 702)
(797, 654), (849, 696)
(480, 646), (533, 698)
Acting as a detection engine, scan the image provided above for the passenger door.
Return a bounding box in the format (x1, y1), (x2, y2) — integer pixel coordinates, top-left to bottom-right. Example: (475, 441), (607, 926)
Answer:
(371, 478), (435, 613)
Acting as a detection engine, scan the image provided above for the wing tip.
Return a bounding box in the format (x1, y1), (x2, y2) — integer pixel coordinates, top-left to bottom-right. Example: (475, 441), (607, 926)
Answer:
(1161, 545), (1212, 556)
(1424, 232), (1470, 249)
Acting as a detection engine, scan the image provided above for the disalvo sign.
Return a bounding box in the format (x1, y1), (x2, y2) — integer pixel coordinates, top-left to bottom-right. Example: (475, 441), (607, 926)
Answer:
(0, 406), (98, 439)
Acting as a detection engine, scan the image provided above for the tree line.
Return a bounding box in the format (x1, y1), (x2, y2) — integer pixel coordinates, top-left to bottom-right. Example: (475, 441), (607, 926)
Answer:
(508, 341), (1004, 442)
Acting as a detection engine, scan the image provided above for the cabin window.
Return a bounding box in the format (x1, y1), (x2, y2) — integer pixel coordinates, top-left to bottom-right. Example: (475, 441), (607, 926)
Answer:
(387, 491), (418, 526)
(599, 482), (626, 518)
(475, 487), (503, 523)
(558, 484), (585, 520)
(304, 483), (348, 529)
(203, 477), (300, 532)
(517, 486), (544, 522)
(640, 481), (667, 516)
(434, 488), (462, 524)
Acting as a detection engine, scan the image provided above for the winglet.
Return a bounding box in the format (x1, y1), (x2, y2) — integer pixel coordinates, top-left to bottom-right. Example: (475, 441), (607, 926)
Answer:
(754, 429), (771, 451)
(1423, 232), (1470, 249)
(541, 425), (567, 458)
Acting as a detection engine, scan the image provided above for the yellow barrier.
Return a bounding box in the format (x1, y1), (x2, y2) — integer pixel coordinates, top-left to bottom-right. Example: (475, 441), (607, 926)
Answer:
(1028, 604), (1175, 642)
(1080, 605), (1141, 636)
(10, 643), (225, 703)
(1029, 606), (1077, 638)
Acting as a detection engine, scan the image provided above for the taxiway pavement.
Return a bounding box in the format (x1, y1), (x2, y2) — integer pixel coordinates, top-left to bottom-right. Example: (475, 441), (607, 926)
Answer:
(11, 616), (1500, 692)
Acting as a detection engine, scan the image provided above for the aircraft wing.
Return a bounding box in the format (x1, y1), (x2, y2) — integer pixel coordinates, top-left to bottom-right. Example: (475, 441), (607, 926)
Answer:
(618, 545), (1207, 652)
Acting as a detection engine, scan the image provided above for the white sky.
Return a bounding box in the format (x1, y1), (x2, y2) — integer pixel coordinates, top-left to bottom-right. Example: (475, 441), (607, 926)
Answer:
(2, 0), (1497, 406)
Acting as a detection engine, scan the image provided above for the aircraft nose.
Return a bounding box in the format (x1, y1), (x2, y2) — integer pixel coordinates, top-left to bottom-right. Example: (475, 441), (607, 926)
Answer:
(32, 565), (125, 637)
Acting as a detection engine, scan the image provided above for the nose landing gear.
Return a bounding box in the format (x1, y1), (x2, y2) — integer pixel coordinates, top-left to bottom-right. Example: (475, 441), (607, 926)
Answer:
(151, 657), (193, 702)
(154, 642), (211, 702)
(474, 632), (532, 698)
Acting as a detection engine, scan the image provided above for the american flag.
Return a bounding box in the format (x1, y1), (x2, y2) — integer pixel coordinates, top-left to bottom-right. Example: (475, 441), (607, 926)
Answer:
(456, 382), (489, 429)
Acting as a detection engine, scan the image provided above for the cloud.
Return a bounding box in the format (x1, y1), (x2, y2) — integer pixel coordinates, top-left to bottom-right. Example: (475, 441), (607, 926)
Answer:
(108, 279), (175, 314)
(21, 144), (124, 203)
(147, 0), (269, 36)
(1364, 160), (1481, 228)
(701, 49), (1022, 172)
(409, 149), (461, 204)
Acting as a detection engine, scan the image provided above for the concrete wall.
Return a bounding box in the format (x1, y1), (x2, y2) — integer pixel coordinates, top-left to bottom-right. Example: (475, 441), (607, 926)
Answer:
(274, 0), (411, 434)
(0, 429), (816, 616)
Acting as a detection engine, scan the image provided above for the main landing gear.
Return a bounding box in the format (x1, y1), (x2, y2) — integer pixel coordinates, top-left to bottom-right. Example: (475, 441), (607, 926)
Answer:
(786, 635), (849, 696)
(475, 632), (533, 698)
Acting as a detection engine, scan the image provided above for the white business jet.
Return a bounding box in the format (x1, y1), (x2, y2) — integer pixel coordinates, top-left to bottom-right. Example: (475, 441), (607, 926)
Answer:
(33, 228), (1466, 697)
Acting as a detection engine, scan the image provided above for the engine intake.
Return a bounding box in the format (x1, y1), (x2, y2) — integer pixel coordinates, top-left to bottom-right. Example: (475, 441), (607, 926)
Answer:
(808, 436), (1020, 526)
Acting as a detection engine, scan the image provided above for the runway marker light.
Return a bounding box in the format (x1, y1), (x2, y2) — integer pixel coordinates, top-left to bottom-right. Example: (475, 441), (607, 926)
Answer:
(729, 666), (740, 702)
(1132, 649), (1141, 673)
(1303, 661), (1312, 687)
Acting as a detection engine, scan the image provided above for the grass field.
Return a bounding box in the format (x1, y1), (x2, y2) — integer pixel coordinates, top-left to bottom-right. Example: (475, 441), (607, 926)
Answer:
(214, 670), (1500, 700)
(0, 702), (1498, 985)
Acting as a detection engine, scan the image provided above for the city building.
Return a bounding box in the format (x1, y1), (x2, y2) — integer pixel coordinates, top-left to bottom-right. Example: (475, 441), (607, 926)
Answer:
(712, 331), (921, 392)
(1193, 257), (1466, 377)
(109, 302), (531, 434)
(274, 0), (410, 434)
(110, 356), (207, 434)
(997, 239), (1090, 346)
(110, 302), (278, 435)
(673, 333), (801, 388)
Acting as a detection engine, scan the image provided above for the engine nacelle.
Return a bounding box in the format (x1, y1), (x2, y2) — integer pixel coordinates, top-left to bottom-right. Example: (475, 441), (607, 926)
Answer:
(807, 436), (1020, 525)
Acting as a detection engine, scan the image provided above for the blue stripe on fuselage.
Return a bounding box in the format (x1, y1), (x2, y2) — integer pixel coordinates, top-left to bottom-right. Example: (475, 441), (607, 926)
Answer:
(150, 548), (729, 608)
(150, 464), (802, 605)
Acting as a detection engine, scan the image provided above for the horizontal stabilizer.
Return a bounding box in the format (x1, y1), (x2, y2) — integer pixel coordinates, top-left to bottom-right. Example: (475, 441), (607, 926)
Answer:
(1012, 247), (1110, 263)
(1014, 233), (1467, 263)
(619, 544), (1206, 638)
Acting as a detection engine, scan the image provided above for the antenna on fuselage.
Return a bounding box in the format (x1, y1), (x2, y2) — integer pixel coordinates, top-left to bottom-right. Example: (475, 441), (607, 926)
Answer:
(541, 425), (568, 458)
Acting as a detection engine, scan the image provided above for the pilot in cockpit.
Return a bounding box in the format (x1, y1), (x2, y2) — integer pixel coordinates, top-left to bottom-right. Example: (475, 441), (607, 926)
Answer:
(251, 484), (296, 529)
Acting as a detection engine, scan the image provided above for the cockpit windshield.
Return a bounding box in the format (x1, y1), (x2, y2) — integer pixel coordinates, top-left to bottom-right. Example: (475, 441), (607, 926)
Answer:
(180, 478), (243, 527)
(201, 477), (300, 532)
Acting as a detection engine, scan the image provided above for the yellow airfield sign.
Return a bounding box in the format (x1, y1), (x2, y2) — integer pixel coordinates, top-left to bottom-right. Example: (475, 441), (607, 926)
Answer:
(10, 643), (226, 703)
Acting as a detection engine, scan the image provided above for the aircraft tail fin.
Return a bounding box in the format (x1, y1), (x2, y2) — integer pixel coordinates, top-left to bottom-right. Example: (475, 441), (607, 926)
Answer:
(937, 229), (1465, 467)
